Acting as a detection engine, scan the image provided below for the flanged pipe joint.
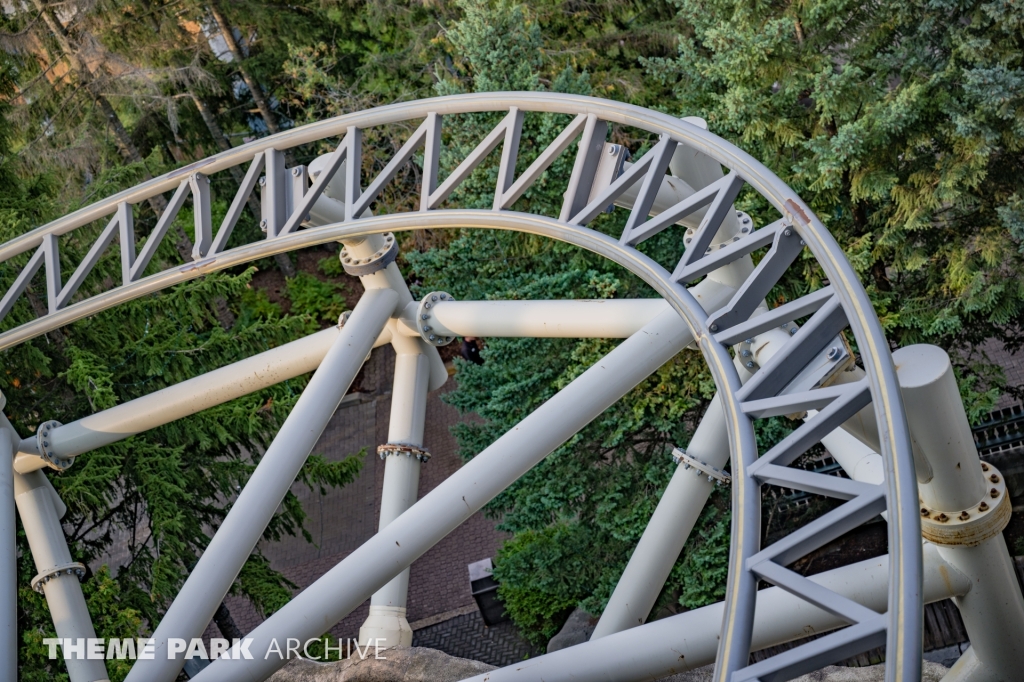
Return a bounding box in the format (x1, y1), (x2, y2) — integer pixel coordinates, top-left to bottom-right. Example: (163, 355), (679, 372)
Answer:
(894, 344), (1024, 682)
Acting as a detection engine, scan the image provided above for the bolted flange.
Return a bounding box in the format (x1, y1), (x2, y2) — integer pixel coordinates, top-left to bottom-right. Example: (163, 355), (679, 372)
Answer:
(920, 460), (1011, 547)
(36, 419), (73, 471)
(31, 562), (86, 593)
(684, 210), (754, 253)
(416, 291), (455, 346)
(671, 447), (731, 486)
(339, 233), (398, 276)
(376, 443), (431, 463)
(737, 337), (760, 374)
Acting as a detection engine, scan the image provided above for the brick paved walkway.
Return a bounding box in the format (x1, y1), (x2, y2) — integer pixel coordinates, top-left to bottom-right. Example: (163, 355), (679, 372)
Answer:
(412, 611), (541, 667)
(197, 344), (514, 658)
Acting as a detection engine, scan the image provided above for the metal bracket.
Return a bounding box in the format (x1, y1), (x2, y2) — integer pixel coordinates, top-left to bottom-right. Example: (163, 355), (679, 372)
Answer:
(685, 210), (753, 253)
(377, 443), (431, 463)
(920, 461), (1011, 547)
(36, 420), (72, 471)
(31, 562), (85, 593)
(339, 233), (398, 276)
(416, 291), (456, 346)
(741, 326), (854, 413)
(587, 143), (628, 213)
(737, 336), (760, 373)
(671, 447), (731, 486)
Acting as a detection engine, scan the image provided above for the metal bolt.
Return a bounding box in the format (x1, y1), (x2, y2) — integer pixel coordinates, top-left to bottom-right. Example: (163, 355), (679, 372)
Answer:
(745, 361), (755, 369)
(979, 501), (989, 512)
(607, 146), (616, 154)
(736, 210), (742, 216)
(789, 327), (798, 335)
(990, 474), (1000, 483)
(991, 487), (999, 498)
(733, 236), (740, 242)
(745, 338), (754, 344)
(683, 463), (691, 470)
(292, 168), (300, 177)
(42, 441), (48, 447)
(421, 314), (429, 320)
(428, 335), (436, 341)
(706, 247), (712, 254)
(424, 302), (432, 309)
(827, 346), (840, 360)
(784, 229), (793, 237)
(742, 217), (750, 224)
(981, 462), (989, 472)
(936, 513), (948, 522)
(959, 511), (970, 521)
(741, 350), (751, 357)
(685, 238), (692, 244)
(920, 508), (929, 517)
(423, 326), (432, 332)
(709, 323), (718, 332)
(741, 227), (749, 233)
(258, 176), (266, 186)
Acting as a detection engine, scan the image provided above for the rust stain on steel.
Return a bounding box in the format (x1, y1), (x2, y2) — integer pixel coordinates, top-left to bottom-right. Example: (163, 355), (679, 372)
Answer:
(784, 199), (811, 227)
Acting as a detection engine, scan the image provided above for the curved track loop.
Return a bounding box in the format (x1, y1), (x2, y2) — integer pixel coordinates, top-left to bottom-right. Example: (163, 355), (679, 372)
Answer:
(0, 94), (921, 682)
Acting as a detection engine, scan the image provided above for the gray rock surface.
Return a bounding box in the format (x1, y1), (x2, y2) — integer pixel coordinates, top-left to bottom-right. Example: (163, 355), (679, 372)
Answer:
(266, 647), (948, 682)
(663, 661), (949, 681)
(546, 608), (599, 653)
(266, 647), (495, 681)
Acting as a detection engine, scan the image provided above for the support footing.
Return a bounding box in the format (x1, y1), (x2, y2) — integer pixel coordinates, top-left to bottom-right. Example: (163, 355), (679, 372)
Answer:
(358, 605), (413, 648)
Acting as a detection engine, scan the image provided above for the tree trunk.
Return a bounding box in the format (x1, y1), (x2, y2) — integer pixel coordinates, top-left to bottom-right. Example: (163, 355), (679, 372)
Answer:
(34, 2), (238, 328)
(207, 1), (280, 135)
(213, 601), (243, 640)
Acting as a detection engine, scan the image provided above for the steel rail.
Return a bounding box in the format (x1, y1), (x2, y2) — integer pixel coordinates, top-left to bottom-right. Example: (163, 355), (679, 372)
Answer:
(0, 93), (920, 682)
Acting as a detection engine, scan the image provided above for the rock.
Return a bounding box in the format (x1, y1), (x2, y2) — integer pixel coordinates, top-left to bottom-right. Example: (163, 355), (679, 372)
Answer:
(663, 661), (949, 682)
(266, 646), (495, 681)
(546, 608), (599, 652)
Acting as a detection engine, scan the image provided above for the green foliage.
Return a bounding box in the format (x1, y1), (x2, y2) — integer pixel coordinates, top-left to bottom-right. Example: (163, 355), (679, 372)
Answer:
(408, 0), (722, 647)
(645, 0), (1024, 361)
(1, 0), (1021, 665)
(284, 272), (350, 327)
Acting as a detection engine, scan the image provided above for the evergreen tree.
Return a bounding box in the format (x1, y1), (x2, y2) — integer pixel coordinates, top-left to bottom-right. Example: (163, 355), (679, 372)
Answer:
(406, 0), (727, 647)
(645, 0), (1024, 411)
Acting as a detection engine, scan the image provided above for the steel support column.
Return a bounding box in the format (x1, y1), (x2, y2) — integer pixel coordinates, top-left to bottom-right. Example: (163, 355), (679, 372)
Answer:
(192, 307), (695, 681)
(126, 286), (399, 682)
(15, 469), (108, 682)
(591, 393), (729, 639)
(359, 334), (432, 647)
(15, 325), (394, 472)
(892, 346), (1024, 682)
(458, 543), (968, 682)
(0, 413), (16, 682)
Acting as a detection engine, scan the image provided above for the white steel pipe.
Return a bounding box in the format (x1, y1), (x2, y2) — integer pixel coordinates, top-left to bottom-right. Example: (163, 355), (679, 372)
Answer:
(938, 537), (1024, 681)
(14, 325), (394, 472)
(191, 307), (696, 681)
(591, 394), (729, 639)
(359, 333), (431, 648)
(127, 287), (399, 682)
(394, 299), (668, 339)
(459, 543), (969, 682)
(894, 345), (986, 511)
(890, 345), (1024, 681)
(15, 469), (109, 682)
(305, 182), (448, 392)
(0, 415), (16, 682)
